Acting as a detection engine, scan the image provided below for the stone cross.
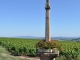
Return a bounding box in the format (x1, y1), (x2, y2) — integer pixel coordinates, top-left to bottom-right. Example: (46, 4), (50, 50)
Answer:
(36, 1), (59, 60)
(45, 0), (51, 42)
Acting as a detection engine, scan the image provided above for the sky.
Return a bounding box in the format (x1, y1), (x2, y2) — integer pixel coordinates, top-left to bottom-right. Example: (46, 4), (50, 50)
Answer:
(0, 0), (80, 37)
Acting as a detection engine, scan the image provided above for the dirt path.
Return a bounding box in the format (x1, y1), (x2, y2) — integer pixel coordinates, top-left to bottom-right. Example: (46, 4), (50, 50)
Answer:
(17, 56), (40, 60)
(1, 53), (40, 60)
(0, 46), (40, 60)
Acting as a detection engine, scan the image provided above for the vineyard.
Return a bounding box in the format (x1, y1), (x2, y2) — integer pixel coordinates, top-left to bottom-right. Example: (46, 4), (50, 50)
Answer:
(0, 38), (80, 60)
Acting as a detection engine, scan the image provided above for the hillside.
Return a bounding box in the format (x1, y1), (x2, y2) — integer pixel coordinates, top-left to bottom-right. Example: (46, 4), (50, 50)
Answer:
(71, 38), (80, 42)
(3, 36), (78, 40)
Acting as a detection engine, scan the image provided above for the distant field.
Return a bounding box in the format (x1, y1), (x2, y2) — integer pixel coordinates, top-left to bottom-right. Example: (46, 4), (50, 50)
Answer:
(0, 38), (80, 60)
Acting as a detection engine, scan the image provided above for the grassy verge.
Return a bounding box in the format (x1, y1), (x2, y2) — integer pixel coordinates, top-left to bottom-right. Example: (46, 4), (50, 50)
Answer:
(0, 46), (29, 60)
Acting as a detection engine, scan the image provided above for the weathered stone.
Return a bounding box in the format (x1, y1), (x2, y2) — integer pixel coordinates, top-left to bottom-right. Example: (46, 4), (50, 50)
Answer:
(36, 53), (59, 60)
(36, 0), (59, 60)
(45, 0), (51, 42)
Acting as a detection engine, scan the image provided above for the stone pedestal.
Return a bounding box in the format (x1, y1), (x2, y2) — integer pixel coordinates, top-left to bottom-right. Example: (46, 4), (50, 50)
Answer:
(36, 52), (59, 60)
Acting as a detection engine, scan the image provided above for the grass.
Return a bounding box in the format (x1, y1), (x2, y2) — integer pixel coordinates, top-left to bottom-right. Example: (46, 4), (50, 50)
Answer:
(0, 46), (80, 60)
(0, 38), (80, 60)
(0, 46), (29, 60)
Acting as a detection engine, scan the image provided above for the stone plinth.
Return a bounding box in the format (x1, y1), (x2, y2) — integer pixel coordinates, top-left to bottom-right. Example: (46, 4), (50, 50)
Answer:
(36, 52), (59, 60)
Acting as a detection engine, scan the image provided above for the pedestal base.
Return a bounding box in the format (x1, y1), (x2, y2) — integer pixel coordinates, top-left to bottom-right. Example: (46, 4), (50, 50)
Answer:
(36, 53), (59, 60)
(40, 56), (55, 60)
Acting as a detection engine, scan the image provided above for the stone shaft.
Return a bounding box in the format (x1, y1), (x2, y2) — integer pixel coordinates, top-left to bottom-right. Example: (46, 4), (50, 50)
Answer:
(45, 0), (51, 42)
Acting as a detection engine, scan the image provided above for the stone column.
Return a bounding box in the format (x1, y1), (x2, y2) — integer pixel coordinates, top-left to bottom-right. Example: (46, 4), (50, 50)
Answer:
(36, 1), (59, 60)
(45, 0), (51, 42)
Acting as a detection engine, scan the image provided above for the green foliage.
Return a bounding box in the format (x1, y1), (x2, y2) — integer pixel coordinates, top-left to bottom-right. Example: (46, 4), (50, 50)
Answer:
(58, 41), (80, 59)
(0, 38), (80, 60)
(0, 38), (39, 56)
